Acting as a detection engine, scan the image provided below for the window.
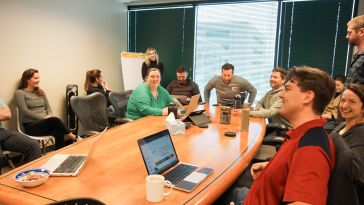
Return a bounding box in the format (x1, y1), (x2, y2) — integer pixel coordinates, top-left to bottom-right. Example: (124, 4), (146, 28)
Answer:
(128, 6), (195, 87)
(194, 2), (279, 104)
(128, 0), (355, 104)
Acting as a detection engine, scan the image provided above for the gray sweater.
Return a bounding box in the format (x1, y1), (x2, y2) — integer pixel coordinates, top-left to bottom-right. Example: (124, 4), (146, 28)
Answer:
(14, 89), (52, 124)
(204, 75), (257, 106)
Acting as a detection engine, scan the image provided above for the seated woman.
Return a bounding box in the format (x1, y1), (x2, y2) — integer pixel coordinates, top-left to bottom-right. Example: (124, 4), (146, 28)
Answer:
(14, 69), (80, 150)
(322, 75), (346, 131)
(126, 68), (173, 120)
(84, 69), (114, 115)
(329, 83), (364, 205)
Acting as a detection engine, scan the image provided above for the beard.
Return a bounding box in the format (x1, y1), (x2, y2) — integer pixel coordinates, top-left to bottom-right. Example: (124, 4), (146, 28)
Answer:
(348, 38), (359, 47)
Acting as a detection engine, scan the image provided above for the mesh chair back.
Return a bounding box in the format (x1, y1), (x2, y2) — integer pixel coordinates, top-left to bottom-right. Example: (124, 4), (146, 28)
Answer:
(109, 90), (133, 118)
(70, 92), (109, 132)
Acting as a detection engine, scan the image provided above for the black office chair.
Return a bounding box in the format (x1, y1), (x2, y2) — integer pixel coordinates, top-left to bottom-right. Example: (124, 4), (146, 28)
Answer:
(70, 93), (109, 136)
(47, 197), (105, 205)
(327, 124), (362, 205)
(262, 123), (288, 148)
(108, 90), (133, 125)
(253, 123), (289, 161)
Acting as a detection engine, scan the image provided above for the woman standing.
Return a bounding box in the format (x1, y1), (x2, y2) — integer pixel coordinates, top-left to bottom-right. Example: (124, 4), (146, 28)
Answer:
(14, 69), (80, 150)
(127, 68), (173, 120)
(141, 47), (164, 81)
(329, 83), (364, 205)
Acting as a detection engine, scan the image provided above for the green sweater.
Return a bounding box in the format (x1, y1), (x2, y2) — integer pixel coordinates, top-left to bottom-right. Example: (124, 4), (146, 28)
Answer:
(249, 85), (291, 128)
(126, 83), (174, 120)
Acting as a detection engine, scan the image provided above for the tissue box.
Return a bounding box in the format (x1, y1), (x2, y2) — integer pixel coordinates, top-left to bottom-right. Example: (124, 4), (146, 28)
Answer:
(165, 119), (186, 135)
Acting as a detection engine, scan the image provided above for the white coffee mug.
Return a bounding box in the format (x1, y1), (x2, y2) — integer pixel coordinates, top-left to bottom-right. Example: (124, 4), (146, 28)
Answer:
(146, 174), (173, 203)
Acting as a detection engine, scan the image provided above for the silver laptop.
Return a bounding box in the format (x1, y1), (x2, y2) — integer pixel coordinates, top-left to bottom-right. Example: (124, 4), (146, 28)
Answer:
(41, 128), (107, 176)
(137, 129), (213, 192)
(171, 95), (188, 105)
(180, 94), (201, 121)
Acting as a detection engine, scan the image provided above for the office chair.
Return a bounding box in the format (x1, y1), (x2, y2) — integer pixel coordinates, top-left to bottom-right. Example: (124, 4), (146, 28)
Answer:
(70, 93), (109, 135)
(47, 197), (105, 205)
(0, 151), (16, 174)
(253, 123), (288, 161)
(327, 129), (362, 205)
(16, 108), (55, 155)
(108, 90), (133, 125)
(262, 123), (288, 148)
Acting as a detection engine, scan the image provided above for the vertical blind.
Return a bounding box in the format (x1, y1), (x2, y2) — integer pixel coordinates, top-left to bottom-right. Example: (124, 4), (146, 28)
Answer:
(129, 0), (355, 102)
(194, 2), (278, 103)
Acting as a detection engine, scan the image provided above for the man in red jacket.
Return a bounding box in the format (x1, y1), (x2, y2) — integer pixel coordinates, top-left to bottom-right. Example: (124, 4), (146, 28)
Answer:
(230, 66), (336, 205)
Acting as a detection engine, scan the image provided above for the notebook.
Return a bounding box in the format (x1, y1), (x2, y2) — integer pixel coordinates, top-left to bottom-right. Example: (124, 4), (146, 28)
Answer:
(41, 128), (107, 176)
(137, 129), (213, 192)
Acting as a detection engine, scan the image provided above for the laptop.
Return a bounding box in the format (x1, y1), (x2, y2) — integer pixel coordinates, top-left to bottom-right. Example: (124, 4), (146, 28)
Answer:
(180, 94), (201, 121)
(41, 128), (107, 176)
(137, 129), (213, 192)
(171, 95), (188, 105)
(179, 94), (211, 126)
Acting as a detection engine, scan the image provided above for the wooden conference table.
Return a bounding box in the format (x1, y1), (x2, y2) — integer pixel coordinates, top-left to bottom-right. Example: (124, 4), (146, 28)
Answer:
(0, 105), (265, 204)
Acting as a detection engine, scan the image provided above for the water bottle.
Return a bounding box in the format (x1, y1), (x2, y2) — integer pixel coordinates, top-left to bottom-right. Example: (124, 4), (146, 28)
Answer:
(234, 94), (242, 109)
(168, 103), (178, 119)
(240, 103), (250, 132)
(239, 91), (246, 104)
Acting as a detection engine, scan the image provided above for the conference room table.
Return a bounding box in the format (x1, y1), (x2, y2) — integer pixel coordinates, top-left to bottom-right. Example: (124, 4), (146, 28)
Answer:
(0, 105), (266, 205)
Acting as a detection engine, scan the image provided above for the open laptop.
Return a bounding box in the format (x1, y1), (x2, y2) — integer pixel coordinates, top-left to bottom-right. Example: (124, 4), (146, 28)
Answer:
(137, 129), (213, 192)
(41, 128), (107, 176)
(171, 95), (188, 105)
(179, 94), (211, 126)
(180, 94), (201, 121)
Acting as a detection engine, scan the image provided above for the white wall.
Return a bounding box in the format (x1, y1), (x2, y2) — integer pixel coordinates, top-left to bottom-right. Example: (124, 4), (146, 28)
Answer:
(0, 0), (128, 129)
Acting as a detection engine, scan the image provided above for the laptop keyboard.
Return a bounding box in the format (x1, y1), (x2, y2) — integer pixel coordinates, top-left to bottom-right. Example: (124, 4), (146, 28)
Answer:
(163, 164), (198, 185)
(53, 156), (86, 173)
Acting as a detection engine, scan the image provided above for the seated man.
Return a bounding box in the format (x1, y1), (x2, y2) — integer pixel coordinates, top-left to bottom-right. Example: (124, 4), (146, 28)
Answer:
(204, 63), (257, 106)
(0, 97), (41, 165)
(167, 66), (201, 105)
(229, 66), (336, 205)
(249, 67), (291, 128)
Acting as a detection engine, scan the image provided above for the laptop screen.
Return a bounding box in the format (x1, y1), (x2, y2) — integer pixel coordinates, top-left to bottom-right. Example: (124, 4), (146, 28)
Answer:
(138, 129), (179, 175)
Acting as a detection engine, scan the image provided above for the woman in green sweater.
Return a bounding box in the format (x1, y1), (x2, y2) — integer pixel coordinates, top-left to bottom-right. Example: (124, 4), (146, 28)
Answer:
(126, 68), (173, 120)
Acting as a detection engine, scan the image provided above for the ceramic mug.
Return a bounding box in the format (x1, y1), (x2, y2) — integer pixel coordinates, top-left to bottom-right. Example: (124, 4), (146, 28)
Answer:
(146, 174), (173, 202)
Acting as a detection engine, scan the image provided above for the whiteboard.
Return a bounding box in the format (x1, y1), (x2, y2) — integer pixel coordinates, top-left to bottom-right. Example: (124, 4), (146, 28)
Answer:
(120, 51), (145, 90)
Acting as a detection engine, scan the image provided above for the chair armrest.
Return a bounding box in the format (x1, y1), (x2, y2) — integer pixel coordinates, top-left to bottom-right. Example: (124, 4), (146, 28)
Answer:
(78, 131), (100, 138)
(114, 117), (133, 124)
(266, 122), (289, 136)
(262, 135), (285, 145)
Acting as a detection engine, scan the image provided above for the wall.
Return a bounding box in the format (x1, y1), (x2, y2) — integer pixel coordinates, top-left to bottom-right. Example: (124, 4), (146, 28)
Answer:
(0, 0), (128, 129)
